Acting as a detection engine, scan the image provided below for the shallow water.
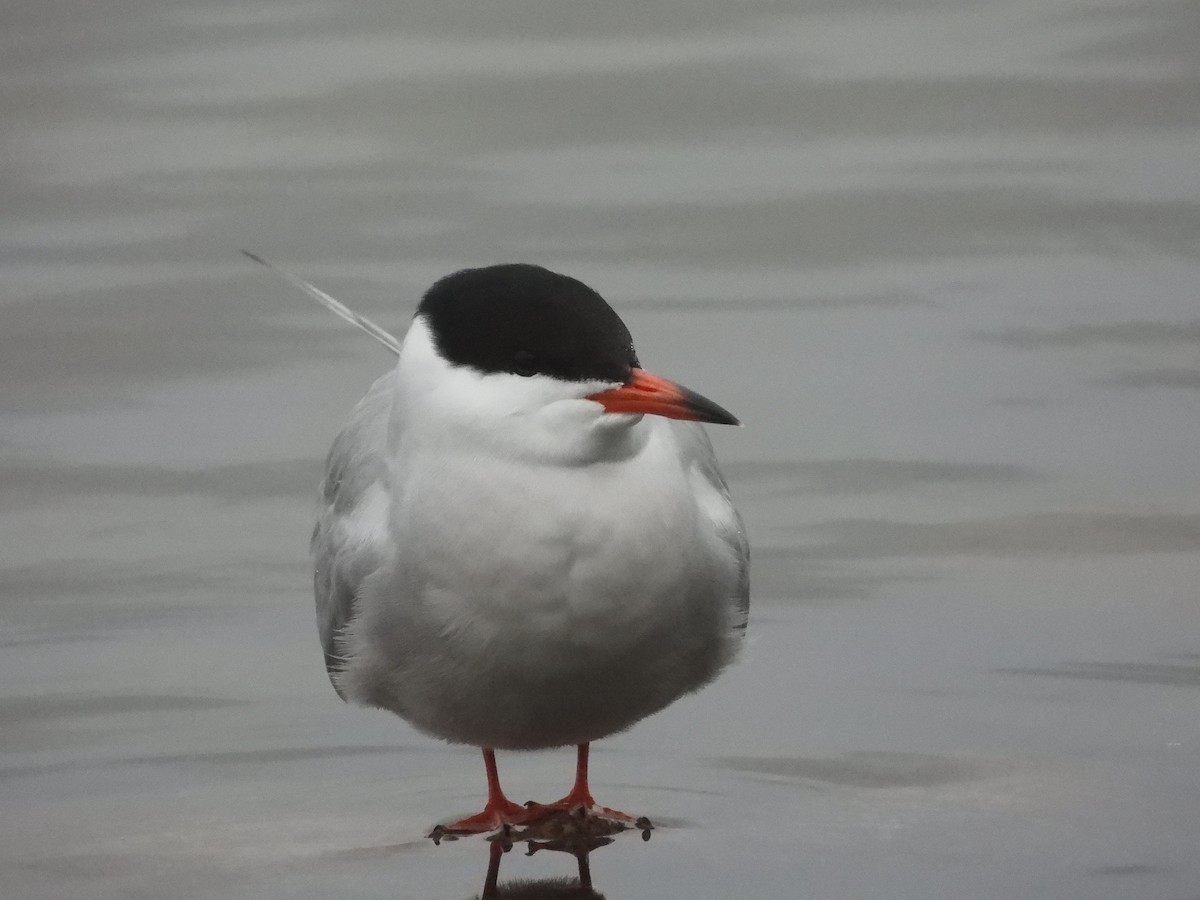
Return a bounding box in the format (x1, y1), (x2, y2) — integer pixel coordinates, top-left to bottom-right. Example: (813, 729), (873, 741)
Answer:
(3, 0), (1200, 897)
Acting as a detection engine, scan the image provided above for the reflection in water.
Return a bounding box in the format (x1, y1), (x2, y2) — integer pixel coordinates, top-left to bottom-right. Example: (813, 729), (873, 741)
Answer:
(478, 838), (602, 900)
(440, 809), (650, 899)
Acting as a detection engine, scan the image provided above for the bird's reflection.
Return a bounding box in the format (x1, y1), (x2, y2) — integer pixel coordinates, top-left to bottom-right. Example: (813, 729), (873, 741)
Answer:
(437, 808), (651, 899)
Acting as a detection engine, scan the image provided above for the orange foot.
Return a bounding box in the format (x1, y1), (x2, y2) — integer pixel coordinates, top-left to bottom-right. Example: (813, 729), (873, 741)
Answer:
(430, 795), (531, 842)
(522, 744), (652, 833)
(428, 748), (534, 843)
(523, 792), (641, 826)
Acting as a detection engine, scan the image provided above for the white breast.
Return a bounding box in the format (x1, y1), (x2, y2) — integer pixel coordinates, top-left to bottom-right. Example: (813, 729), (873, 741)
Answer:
(339, 417), (743, 749)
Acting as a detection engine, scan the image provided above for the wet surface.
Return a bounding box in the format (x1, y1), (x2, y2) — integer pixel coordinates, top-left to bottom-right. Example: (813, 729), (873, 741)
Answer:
(3, 0), (1200, 897)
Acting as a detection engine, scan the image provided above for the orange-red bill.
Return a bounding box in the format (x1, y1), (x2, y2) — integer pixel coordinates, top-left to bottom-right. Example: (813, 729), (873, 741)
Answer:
(587, 368), (740, 426)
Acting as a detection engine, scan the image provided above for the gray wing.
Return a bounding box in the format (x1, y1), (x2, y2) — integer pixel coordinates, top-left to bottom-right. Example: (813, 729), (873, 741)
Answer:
(311, 371), (395, 697)
(673, 422), (750, 629)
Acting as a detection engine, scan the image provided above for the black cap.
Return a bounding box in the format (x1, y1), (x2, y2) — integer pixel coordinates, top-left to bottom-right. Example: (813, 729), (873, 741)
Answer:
(416, 264), (639, 384)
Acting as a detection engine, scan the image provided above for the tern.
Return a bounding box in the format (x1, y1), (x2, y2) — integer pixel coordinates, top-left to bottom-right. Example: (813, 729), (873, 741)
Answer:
(247, 254), (748, 836)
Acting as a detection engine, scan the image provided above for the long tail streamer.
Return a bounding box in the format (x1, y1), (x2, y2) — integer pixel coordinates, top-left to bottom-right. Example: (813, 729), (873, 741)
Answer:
(242, 250), (402, 356)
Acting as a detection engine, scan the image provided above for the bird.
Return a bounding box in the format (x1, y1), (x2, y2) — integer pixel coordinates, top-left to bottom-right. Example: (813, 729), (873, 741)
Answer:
(247, 254), (748, 836)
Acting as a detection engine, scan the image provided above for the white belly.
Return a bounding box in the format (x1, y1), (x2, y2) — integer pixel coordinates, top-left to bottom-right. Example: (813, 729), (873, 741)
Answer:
(338, 423), (743, 749)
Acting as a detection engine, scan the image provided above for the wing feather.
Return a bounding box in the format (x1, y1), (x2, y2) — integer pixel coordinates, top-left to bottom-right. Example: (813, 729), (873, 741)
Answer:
(674, 422), (750, 629)
(312, 372), (395, 696)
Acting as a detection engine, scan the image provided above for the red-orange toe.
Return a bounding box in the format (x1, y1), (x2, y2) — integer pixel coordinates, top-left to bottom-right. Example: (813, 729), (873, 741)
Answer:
(432, 796), (531, 838)
(523, 790), (641, 826)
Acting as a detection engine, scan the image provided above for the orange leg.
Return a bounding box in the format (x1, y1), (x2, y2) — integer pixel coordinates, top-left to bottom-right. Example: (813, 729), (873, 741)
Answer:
(524, 743), (639, 824)
(434, 748), (531, 836)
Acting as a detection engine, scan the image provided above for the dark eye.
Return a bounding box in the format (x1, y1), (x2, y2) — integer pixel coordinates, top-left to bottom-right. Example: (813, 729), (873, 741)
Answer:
(512, 350), (539, 377)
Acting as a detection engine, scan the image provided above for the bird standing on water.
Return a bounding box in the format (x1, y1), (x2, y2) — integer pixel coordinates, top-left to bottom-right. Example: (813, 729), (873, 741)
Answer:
(258, 258), (749, 835)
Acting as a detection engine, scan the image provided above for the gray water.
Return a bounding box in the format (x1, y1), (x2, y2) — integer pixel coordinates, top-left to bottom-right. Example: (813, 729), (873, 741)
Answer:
(3, 1), (1200, 897)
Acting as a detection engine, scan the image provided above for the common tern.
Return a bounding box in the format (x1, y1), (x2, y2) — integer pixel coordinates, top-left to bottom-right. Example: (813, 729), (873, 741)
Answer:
(248, 255), (748, 835)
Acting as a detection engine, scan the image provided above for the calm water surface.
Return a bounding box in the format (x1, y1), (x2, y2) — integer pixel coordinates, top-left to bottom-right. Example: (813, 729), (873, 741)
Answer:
(3, 1), (1199, 897)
